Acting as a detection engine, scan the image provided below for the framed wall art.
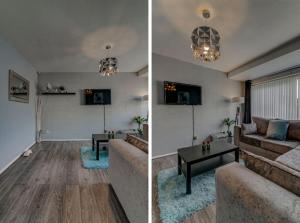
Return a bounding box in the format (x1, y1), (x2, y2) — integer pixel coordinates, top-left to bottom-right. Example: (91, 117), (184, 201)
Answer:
(8, 69), (30, 103)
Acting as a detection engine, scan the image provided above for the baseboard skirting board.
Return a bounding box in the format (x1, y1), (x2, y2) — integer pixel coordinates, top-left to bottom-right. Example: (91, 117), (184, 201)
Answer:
(152, 151), (178, 160)
(0, 141), (36, 175)
(41, 138), (91, 142)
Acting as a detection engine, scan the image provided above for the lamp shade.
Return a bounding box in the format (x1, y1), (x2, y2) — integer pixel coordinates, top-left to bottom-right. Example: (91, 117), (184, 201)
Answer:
(231, 97), (245, 104)
(142, 95), (148, 101)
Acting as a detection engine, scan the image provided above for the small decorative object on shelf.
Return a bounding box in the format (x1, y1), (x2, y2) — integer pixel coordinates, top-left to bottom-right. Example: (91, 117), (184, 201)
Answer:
(41, 83), (75, 95)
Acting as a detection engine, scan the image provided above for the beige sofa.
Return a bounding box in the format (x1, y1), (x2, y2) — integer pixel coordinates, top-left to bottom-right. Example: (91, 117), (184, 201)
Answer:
(216, 116), (300, 222)
(216, 160), (300, 223)
(108, 136), (148, 223)
(235, 117), (300, 160)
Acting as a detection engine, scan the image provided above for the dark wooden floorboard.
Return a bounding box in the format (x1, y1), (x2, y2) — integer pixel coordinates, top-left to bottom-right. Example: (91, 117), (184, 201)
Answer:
(0, 141), (128, 223)
(152, 154), (216, 223)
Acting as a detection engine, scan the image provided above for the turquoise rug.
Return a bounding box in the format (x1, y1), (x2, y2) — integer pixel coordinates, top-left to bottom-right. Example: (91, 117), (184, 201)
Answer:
(157, 167), (216, 223)
(80, 146), (109, 169)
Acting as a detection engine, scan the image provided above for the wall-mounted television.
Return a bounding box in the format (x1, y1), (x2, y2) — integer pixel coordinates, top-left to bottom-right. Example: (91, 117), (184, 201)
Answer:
(84, 89), (111, 105)
(164, 81), (202, 105)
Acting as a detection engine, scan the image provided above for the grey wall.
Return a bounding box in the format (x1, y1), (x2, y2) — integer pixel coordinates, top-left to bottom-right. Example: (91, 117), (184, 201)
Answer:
(38, 72), (148, 140)
(152, 54), (242, 157)
(0, 37), (37, 172)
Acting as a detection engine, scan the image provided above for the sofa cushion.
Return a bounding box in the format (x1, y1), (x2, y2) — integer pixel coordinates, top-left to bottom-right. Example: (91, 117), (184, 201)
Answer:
(276, 149), (300, 172)
(265, 120), (289, 141)
(240, 134), (264, 147)
(126, 134), (148, 154)
(261, 139), (299, 154)
(243, 151), (300, 196)
(287, 120), (300, 141)
(241, 123), (257, 136)
(252, 116), (269, 135)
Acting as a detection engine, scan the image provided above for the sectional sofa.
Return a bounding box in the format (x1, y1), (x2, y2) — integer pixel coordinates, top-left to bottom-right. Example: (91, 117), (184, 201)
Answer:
(108, 135), (148, 223)
(235, 117), (300, 160)
(216, 117), (300, 223)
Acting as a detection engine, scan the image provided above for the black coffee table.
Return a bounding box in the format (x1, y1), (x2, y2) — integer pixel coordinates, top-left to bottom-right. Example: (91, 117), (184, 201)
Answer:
(92, 133), (127, 160)
(177, 141), (239, 194)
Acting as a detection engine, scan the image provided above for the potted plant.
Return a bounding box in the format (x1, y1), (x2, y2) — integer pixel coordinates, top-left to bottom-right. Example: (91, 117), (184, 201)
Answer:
(223, 118), (235, 137)
(133, 116), (147, 135)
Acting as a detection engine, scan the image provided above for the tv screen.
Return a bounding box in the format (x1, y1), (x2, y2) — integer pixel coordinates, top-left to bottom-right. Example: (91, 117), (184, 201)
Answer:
(164, 81), (202, 105)
(84, 89), (111, 105)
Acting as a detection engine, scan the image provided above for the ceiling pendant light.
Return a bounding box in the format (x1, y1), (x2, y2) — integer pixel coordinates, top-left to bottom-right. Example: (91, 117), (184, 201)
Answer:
(99, 45), (118, 76)
(191, 9), (220, 62)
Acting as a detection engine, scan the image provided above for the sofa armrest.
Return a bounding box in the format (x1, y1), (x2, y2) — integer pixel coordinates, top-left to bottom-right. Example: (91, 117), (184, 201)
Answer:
(234, 125), (241, 146)
(108, 139), (148, 223)
(216, 163), (300, 223)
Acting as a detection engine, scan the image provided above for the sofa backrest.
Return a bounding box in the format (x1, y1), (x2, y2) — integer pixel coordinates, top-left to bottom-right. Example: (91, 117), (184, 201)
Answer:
(252, 116), (269, 135)
(252, 117), (300, 141)
(287, 121), (300, 141)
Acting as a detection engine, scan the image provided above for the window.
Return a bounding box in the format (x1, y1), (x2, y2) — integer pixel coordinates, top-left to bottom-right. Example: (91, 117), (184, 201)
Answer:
(251, 75), (300, 120)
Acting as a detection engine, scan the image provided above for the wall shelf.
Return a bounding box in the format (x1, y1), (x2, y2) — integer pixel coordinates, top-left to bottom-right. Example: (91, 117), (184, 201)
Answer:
(41, 92), (76, 95)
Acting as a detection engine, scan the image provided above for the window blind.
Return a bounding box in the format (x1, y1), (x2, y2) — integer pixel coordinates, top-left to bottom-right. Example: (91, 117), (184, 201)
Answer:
(251, 75), (299, 120)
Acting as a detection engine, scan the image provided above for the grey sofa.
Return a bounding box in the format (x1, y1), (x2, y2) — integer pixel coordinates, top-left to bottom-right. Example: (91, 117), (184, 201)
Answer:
(216, 116), (300, 222)
(235, 117), (300, 160)
(216, 161), (300, 223)
(108, 136), (148, 223)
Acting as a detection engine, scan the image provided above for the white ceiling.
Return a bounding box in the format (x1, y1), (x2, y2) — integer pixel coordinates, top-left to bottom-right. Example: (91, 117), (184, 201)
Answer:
(153, 0), (300, 74)
(0, 0), (148, 73)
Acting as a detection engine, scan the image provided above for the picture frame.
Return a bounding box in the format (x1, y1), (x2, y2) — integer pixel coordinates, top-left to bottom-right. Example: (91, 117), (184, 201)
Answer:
(8, 69), (30, 103)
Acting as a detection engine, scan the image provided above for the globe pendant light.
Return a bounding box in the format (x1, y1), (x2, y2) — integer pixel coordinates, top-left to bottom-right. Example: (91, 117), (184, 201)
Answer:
(191, 9), (220, 62)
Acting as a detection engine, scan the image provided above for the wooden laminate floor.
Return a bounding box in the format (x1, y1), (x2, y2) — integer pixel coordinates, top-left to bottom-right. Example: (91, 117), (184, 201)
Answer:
(152, 154), (216, 223)
(0, 141), (128, 223)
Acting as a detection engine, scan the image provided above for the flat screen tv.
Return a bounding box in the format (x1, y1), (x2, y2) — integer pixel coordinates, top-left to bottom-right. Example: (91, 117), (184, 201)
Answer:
(164, 81), (202, 105)
(84, 89), (111, 105)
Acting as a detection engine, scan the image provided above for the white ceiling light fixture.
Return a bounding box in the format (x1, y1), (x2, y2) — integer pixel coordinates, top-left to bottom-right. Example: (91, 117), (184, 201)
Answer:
(99, 45), (118, 77)
(191, 9), (221, 62)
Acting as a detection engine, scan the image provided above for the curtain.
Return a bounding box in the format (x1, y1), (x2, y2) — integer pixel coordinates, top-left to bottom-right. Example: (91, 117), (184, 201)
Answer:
(251, 75), (299, 120)
(244, 80), (252, 123)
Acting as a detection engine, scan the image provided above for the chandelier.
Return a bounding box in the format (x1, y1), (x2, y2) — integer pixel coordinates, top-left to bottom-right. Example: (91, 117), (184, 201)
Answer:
(99, 45), (118, 76)
(191, 10), (220, 62)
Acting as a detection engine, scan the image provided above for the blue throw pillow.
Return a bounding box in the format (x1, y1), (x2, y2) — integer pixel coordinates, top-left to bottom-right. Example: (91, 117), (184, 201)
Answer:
(266, 120), (289, 141)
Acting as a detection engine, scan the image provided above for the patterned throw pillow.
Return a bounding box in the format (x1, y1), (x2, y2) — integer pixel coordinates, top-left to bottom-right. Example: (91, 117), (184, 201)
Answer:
(126, 134), (148, 153)
(266, 120), (289, 141)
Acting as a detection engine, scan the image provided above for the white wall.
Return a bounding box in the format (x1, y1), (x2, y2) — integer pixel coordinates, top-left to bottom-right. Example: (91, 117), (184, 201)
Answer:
(38, 72), (148, 140)
(152, 54), (242, 157)
(0, 37), (37, 172)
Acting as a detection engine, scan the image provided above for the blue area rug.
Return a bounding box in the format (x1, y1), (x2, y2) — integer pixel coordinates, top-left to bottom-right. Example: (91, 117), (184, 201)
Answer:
(157, 167), (216, 223)
(80, 146), (109, 169)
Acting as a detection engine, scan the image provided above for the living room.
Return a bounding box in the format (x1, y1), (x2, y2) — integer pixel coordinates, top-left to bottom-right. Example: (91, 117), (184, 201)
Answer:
(0, 0), (148, 222)
(152, 0), (300, 223)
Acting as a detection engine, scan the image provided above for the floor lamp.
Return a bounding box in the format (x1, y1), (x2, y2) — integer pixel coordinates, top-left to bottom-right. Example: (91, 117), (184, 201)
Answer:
(232, 97), (245, 126)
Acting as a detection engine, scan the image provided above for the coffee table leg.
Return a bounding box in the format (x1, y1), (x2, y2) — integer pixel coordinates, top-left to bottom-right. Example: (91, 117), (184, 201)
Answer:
(178, 154), (182, 175)
(235, 148), (239, 162)
(96, 141), (100, 160)
(186, 163), (191, 194)
(92, 138), (95, 151)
